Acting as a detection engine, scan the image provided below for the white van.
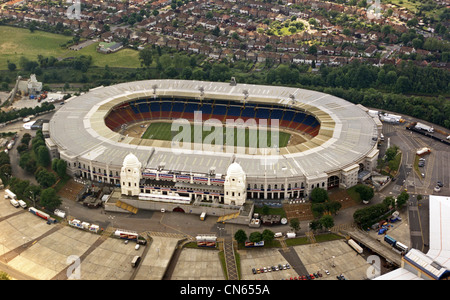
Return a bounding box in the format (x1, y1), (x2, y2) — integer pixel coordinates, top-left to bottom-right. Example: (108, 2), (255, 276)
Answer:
(10, 199), (19, 208)
(17, 200), (27, 209)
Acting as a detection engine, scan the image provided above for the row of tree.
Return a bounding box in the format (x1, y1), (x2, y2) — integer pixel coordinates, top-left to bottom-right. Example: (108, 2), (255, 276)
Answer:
(14, 130), (63, 211)
(353, 191), (409, 229)
(266, 60), (449, 95)
(0, 102), (55, 125)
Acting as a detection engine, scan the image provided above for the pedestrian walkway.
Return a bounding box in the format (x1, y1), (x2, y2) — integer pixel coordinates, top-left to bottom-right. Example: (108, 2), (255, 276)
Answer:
(306, 231), (316, 244)
(278, 238), (290, 252)
(223, 239), (238, 280)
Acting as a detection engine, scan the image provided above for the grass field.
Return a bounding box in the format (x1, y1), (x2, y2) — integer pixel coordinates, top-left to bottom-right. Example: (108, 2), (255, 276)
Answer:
(142, 122), (291, 148)
(0, 26), (140, 69)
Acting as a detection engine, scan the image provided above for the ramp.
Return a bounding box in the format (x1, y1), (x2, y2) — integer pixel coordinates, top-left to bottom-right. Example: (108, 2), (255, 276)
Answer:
(217, 212), (240, 223)
(115, 200), (138, 214)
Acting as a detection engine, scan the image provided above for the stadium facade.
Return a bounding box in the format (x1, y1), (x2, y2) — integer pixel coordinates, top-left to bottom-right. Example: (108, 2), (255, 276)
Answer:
(47, 79), (380, 208)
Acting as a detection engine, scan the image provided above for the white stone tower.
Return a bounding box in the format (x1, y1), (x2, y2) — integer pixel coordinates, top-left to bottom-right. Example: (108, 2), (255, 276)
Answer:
(224, 162), (246, 206)
(120, 153), (142, 196)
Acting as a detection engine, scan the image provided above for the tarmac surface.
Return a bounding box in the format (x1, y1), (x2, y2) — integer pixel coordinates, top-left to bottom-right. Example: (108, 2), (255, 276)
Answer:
(0, 185), (410, 280)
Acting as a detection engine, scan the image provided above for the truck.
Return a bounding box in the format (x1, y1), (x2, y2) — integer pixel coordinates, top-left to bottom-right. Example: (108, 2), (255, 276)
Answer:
(416, 147), (431, 156)
(384, 235), (396, 246)
(29, 207), (56, 224)
(7, 140), (14, 150)
(286, 232), (296, 239)
(10, 199), (19, 208)
(348, 239), (363, 254)
(196, 234), (217, 248)
(415, 122), (434, 133)
(244, 241), (264, 247)
(131, 256), (141, 268)
(17, 200), (27, 209)
(380, 113), (403, 124)
(4, 189), (16, 199)
(114, 229), (139, 240)
(200, 212), (206, 221)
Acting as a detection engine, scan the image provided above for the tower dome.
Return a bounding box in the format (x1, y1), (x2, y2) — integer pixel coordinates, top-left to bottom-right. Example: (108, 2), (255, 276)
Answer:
(227, 162), (245, 176)
(123, 153), (140, 168)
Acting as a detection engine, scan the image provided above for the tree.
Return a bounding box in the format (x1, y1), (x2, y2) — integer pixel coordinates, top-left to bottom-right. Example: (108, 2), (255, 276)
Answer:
(249, 231), (262, 243)
(24, 184), (41, 206)
(308, 44), (318, 55)
(311, 187), (329, 203)
(56, 159), (67, 179)
(36, 145), (50, 166)
(262, 229), (275, 244)
(396, 191), (409, 209)
(309, 219), (322, 231)
(139, 48), (153, 68)
(395, 76), (411, 94)
(385, 145), (398, 161)
(35, 167), (57, 188)
(19, 152), (37, 174)
(234, 229), (247, 244)
(7, 62), (16, 72)
(40, 187), (62, 211)
(355, 184), (374, 202)
(320, 215), (334, 230)
(289, 218), (300, 232)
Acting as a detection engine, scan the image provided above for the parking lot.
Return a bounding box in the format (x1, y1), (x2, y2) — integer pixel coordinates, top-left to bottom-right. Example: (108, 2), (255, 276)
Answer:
(0, 185), (376, 281)
(239, 239), (371, 280)
(0, 190), (180, 280)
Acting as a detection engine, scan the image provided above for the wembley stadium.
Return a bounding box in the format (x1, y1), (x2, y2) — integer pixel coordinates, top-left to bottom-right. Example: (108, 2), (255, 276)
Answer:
(47, 79), (380, 202)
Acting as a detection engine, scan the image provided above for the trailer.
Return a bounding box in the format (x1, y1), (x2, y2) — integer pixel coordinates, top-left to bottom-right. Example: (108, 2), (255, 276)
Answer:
(380, 113), (403, 124)
(4, 189), (16, 199)
(245, 240), (264, 247)
(348, 239), (363, 254)
(394, 241), (409, 253)
(384, 235), (397, 246)
(28, 207), (56, 223)
(415, 122), (434, 133)
(196, 234), (217, 248)
(114, 229), (139, 240)
(416, 147), (431, 156)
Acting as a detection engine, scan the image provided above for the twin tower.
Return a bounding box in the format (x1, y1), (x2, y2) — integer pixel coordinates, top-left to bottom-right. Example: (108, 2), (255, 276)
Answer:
(120, 153), (247, 206)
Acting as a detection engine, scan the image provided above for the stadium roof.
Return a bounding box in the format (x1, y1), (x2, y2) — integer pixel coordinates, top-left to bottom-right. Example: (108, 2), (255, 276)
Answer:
(49, 80), (378, 178)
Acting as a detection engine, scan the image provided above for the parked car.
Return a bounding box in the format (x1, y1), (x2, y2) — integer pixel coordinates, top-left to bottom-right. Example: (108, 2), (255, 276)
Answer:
(437, 181), (443, 187)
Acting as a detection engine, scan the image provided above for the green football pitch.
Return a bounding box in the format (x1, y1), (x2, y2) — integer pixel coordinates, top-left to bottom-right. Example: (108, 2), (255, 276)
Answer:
(142, 122), (291, 148)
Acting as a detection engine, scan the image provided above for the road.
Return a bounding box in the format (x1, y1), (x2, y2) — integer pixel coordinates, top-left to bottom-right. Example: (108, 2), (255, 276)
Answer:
(377, 117), (449, 253)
